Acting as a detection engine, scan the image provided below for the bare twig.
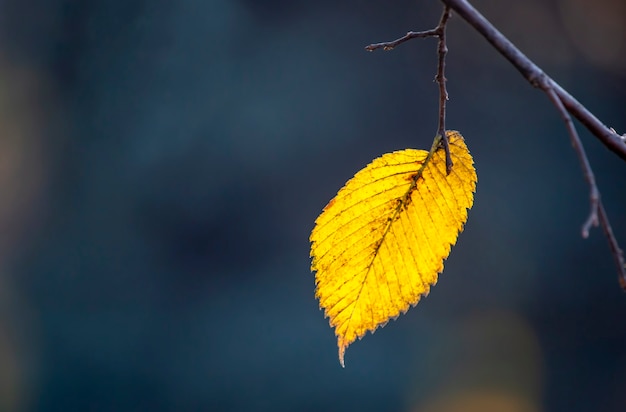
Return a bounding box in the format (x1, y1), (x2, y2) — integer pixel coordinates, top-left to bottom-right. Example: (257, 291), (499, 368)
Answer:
(365, 30), (439, 52)
(534, 81), (626, 288)
(544, 83), (625, 288)
(550, 109), (625, 289)
(598, 204), (626, 290)
(440, 0), (626, 162)
(366, 6), (454, 173)
(543, 83), (600, 237)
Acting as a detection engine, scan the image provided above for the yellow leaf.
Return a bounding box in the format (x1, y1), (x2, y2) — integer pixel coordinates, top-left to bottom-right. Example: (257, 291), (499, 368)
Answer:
(310, 131), (477, 366)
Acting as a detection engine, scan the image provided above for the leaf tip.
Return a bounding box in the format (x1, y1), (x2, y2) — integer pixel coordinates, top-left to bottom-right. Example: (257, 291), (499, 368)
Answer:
(339, 346), (346, 369)
(338, 339), (347, 368)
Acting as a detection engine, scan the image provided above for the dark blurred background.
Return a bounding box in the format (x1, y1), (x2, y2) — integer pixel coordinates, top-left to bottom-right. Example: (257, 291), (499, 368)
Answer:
(0, 0), (625, 411)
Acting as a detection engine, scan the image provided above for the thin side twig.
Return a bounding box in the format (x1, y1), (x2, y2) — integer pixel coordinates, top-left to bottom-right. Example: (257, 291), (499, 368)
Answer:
(543, 83), (600, 238)
(548, 83), (626, 287)
(365, 29), (439, 52)
(365, 6), (454, 174)
(598, 204), (626, 290)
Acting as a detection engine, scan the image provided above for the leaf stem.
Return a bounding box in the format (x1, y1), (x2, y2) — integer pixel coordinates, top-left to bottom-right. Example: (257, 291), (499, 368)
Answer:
(365, 6), (453, 174)
(435, 7), (452, 174)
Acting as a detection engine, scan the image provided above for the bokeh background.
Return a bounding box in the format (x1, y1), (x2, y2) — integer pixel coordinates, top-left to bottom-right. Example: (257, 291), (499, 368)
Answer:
(0, 0), (625, 411)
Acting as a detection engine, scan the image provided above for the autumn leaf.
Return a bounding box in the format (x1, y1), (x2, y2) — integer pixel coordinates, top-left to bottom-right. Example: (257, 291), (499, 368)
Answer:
(310, 130), (477, 366)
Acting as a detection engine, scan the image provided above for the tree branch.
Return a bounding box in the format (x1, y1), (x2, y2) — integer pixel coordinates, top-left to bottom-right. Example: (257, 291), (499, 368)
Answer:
(438, 0), (626, 289)
(364, 0), (626, 289)
(440, 0), (626, 162)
